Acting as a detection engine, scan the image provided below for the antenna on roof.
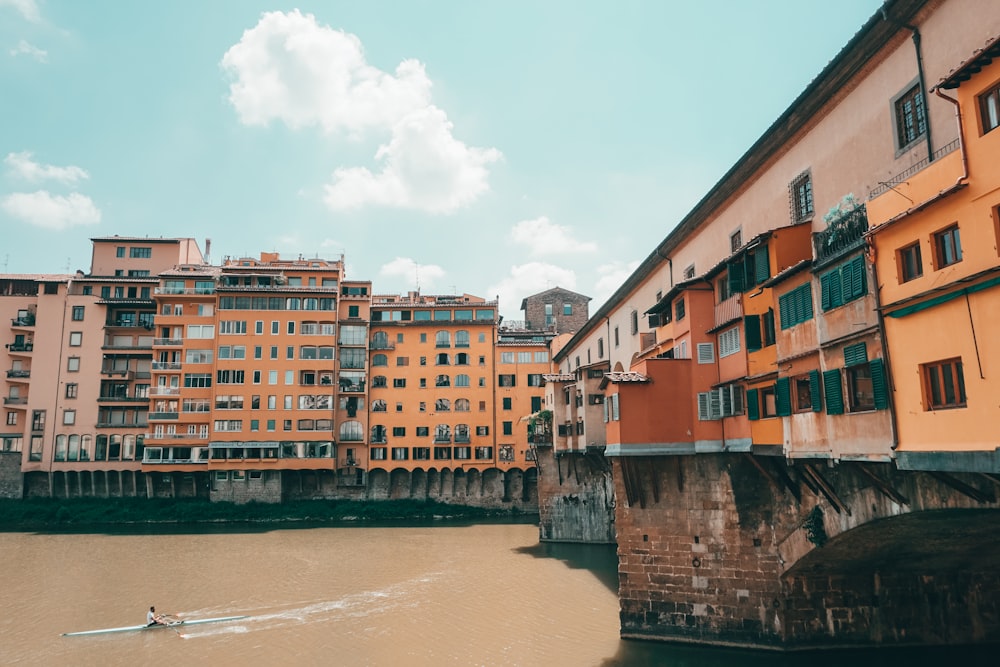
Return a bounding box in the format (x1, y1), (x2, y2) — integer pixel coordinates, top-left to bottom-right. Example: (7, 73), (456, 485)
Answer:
(415, 262), (420, 292)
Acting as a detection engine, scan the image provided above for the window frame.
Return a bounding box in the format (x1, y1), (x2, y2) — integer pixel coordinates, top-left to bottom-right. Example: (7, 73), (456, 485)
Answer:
(980, 80), (1000, 135)
(790, 170), (814, 223)
(898, 241), (923, 283)
(933, 224), (962, 270)
(892, 81), (928, 153)
(922, 358), (966, 410)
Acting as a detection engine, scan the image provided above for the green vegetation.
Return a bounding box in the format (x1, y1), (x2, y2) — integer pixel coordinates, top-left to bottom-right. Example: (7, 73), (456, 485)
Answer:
(0, 497), (535, 532)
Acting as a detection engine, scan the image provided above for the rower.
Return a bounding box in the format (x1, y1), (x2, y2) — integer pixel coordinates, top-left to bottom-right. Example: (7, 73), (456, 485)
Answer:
(147, 606), (164, 626)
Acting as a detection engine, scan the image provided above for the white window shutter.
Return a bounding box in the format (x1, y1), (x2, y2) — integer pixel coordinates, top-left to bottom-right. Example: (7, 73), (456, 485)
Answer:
(697, 342), (715, 364)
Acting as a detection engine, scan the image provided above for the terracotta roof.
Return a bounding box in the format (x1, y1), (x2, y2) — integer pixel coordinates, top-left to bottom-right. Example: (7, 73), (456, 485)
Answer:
(542, 373), (574, 382)
(762, 259), (812, 288)
(603, 371), (649, 383)
(0, 273), (73, 281)
(936, 34), (1000, 91)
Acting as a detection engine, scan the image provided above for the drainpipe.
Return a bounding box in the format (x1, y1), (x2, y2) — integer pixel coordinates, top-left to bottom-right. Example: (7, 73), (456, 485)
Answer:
(865, 241), (899, 451)
(656, 247), (673, 288)
(882, 7), (933, 162)
(934, 87), (970, 185)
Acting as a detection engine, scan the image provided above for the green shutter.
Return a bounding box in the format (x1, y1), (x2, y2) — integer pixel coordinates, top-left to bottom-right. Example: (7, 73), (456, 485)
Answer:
(800, 283), (814, 322)
(840, 260), (854, 305)
(823, 369), (844, 415)
(754, 245), (770, 285)
(870, 358), (888, 410)
(775, 377), (792, 416)
(763, 309), (776, 345)
(820, 273), (832, 311)
(747, 388), (760, 421)
(728, 260), (745, 294)
(809, 369), (823, 412)
(844, 342), (868, 367)
(850, 255), (866, 299)
(745, 315), (761, 351)
(778, 292), (792, 330)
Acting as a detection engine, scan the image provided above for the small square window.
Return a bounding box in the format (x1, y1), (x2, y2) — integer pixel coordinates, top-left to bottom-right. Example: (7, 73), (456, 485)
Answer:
(760, 387), (777, 418)
(898, 242), (923, 282)
(894, 84), (927, 150)
(67, 357), (80, 372)
(790, 171), (814, 223)
(922, 358), (966, 410)
(933, 224), (962, 269)
(69, 332), (82, 347)
(71, 306), (85, 321)
(63, 410), (76, 425)
(730, 229), (742, 253)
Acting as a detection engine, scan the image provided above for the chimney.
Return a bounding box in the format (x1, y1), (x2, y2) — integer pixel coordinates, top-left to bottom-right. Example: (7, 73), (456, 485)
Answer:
(204, 238), (212, 264)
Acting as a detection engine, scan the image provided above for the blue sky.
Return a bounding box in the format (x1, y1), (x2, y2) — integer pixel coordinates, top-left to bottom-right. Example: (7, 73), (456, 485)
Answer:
(1, 0), (882, 318)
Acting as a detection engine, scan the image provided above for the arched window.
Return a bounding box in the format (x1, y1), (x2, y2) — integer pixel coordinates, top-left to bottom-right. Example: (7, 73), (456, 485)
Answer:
(371, 425), (387, 443)
(455, 330), (470, 348)
(434, 424), (451, 442)
(455, 352), (469, 365)
(435, 331), (451, 348)
(455, 374), (470, 387)
(339, 421), (363, 441)
(435, 374), (450, 387)
(123, 435), (136, 460)
(68, 434), (80, 461)
(80, 434), (92, 461)
(455, 398), (470, 412)
(96, 435), (108, 461)
(435, 398), (451, 411)
(436, 353), (450, 365)
(371, 331), (390, 349)
(55, 435), (67, 461)
(373, 354), (388, 366)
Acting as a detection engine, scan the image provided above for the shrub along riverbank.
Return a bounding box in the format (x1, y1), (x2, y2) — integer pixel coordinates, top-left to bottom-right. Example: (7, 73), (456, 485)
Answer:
(0, 497), (537, 532)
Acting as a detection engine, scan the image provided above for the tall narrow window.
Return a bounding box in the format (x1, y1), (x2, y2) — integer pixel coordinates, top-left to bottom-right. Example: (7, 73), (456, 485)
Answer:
(923, 358), (966, 410)
(933, 225), (962, 269)
(894, 84), (927, 150)
(790, 171), (814, 223)
(899, 242), (923, 282)
(980, 82), (1000, 135)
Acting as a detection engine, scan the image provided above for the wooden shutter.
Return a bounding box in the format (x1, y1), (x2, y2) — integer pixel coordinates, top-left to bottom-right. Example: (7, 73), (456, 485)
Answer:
(697, 392), (711, 421)
(870, 358), (888, 410)
(763, 309), (776, 345)
(775, 377), (792, 416)
(744, 314), (761, 351)
(809, 369), (823, 412)
(779, 292), (793, 330)
(843, 342), (868, 367)
(800, 283), (814, 321)
(754, 245), (770, 285)
(850, 255), (866, 299)
(747, 388), (760, 421)
(823, 369), (844, 415)
(728, 260), (745, 294)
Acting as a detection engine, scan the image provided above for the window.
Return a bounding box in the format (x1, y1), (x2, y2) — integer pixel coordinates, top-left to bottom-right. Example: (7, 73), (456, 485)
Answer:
(6, 412), (15, 426)
(847, 364), (875, 412)
(630, 310), (639, 335)
(130, 246), (152, 258)
(455, 374), (470, 387)
(760, 386), (777, 418)
(794, 371), (822, 413)
(116, 246), (125, 258)
(894, 83), (927, 150)
(730, 229), (742, 253)
(498, 374), (515, 387)
(393, 378), (406, 388)
(980, 81), (1000, 134)
(923, 358), (966, 410)
(373, 354), (388, 367)
(67, 356), (80, 372)
(696, 342), (714, 364)
(697, 385), (743, 420)
(675, 298), (685, 321)
(683, 264), (696, 280)
(898, 242), (923, 282)
(65, 383), (78, 398)
(718, 327), (740, 358)
(820, 256), (867, 310)
(502, 397), (512, 410)
(790, 171), (814, 223)
(502, 421), (513, 435)
(69, 332), (82, 346)
(563, 303), (572, 316)
(72, 306), (84, 321)
(778, 283), (813, 330)
(933, 225), (962, 269)
(63, 410), (76, 425)
(527, 374), (543, 387)
(393, 427), (406, 437)
(417, 427), (429, 437)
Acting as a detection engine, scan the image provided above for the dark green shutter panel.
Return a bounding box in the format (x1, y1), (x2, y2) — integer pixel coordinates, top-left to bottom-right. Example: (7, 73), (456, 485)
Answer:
(844, 342), (868, 367)
(827, 270), (843, 310)
(809, 369), (823, 412)
(870, 358), (888, 410)
(754, 245), (770, 285)
(840, 260), (854, 305)
(763, 309), (776, 345)
(728, 260), (745, 293)
(747, 388), (760, 421)
(851, 255), (866, 299)
(801, 284), (814, 321)
(820, 273), (832, 311)
(823, 370), (844, 415)
(775, 377), (792, 416)
(744, 315), (761, 351)
(778, 293), (791, 330)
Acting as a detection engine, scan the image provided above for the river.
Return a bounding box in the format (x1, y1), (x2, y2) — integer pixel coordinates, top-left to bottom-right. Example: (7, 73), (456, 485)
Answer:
(1, 522), (993, 666)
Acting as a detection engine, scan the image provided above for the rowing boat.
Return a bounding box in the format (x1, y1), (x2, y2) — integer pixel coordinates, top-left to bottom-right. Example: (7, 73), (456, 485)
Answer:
(62, 615), (249, 637)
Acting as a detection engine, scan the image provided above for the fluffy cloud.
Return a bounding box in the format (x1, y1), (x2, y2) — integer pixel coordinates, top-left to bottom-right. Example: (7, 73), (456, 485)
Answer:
(487, 262), (578, 320)
(222, 10), (500, 213)
(591, 260), (641, 312)
(1, 191), (101, 229)
(510, 216), (597, 255)
(379, 256), (445, 290)
(0, 0), (41, 23)
(324, 106), (501, 213)
(5, 152), (88, 184)
(9, 40), (46, 62)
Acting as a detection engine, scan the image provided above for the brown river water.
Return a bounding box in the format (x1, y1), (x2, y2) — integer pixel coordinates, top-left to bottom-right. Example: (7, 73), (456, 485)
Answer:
(1, 522), (994, 666)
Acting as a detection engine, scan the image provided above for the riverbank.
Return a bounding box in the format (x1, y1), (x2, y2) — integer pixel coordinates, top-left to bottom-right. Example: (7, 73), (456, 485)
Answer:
(0, 497), (537, 532)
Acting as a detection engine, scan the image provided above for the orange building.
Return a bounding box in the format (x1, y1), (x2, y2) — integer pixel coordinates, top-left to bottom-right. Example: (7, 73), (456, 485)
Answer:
(867, 36), (1000, 471)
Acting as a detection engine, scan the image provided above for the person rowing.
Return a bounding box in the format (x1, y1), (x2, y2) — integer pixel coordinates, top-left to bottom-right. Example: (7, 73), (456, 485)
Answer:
(147, 606), (165, 627)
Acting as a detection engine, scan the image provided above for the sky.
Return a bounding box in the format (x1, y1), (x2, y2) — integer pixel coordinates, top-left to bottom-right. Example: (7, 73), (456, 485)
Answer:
(0, 0), (883, 319)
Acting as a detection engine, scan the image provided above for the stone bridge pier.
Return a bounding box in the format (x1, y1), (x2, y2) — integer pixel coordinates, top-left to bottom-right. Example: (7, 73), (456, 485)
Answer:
(614, 453), (1000, 649)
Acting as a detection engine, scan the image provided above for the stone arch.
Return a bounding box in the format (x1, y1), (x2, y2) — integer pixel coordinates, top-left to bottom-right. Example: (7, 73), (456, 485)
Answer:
(522, 468), (538, 503)
(503, 468), (524, 503)
(426, 468), (441, 500)
(366, 468), (390, 500)
(410, 468), (428, 499)
(482, 468), (502, 500)
(452, 469), (467, 499)
(439, 468), (454, 499)
(389, 468), (411, 499)
(465, 468), (482, 497)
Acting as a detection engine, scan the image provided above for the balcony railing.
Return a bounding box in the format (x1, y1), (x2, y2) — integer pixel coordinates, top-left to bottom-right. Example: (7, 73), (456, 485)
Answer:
(150, 387), (180, 396)
(142, 456), (208, 465)
(98, 395), (149, 403)
(153, 338), (183, 346)
(338, 381), (365, 393)
(434, 436), (452, 444)
(145, 432), (209, 441)
(454, 435), (471, 444)
(148, 412), (180, 420)
(152, 362), (182, 371)
(96, 422), (148, 429)
(3, 397), (27, 405)
(8, 343), (33, 352)
(369, 341), (395, 350)
(813, 206), (869, 265)
(11, 316), (35, 327)
(868, 139), (960, 199)
(155, 287), (216, 295)
(6, 369), (30, 379)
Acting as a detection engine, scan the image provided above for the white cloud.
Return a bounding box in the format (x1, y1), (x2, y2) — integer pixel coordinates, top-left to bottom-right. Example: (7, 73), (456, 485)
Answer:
(487, 262), (578, 320)
(9, 40), (46, 62)
(592, 260), (641, 312)
(379, 256), (445, 290)
(323, 106), (501, 213)
(222, 10), (501, 213)
(0, 0), (41, 23)
(1, 191), (101, 229)
(5, 152), (88, 184)
(510, 216), (597, 255)
(221, 9), (431, 136)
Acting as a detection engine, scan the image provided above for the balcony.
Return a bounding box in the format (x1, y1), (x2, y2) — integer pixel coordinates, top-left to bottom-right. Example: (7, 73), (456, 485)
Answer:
(155, 287), (216, 295)
(434, 436), (452, 444)
(11, 316), (35, 327)
(96, 422), (147, 429)
(370, 437), (387, 445)
(148, 412), (180, 421)
(338, 380), (365, 393)
(454, 435), (471, 444)
(145, 432), (209, 441)
(6, 369), (30, 379)
(101, 369), (134, 379)
(102, 341), (153, 351)
(152, 361), (182, 371)
(3, 397), (27, 405)
(153, 338), (183, 347)
(98, 395), (149, 403)
(7, 342), (33, 353)
(369, 341), (395, 350)
(150, 387), (180, 397)
(813, 206), (869, 267)
(106, 320), (155, 330)
(529, 433), (553, 445)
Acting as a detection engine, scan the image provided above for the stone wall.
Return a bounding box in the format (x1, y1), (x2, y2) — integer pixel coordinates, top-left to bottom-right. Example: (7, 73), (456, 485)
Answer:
(522, 288), (591, 334)
(210, 470), (283, 504)
(536, 446), (616, 543)
(614, 453), (1000, 649)
(0, 452), (22, 499)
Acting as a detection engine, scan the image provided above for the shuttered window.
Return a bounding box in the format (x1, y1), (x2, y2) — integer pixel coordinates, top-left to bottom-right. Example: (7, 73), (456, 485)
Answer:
(820, 256), (866, 311)
(779, 283), (814, 330)
(747, 388), (760, 421)
(823, 369), (844, 415)
(809, 369), (823, 412)
(697, 343), (715, 364)
(744, 315), (762, 352)
(727, 245), (769, 294)
(844, 342), (868, 367)
(871, 358), (888, 410)
(775, 377), (792, 417)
